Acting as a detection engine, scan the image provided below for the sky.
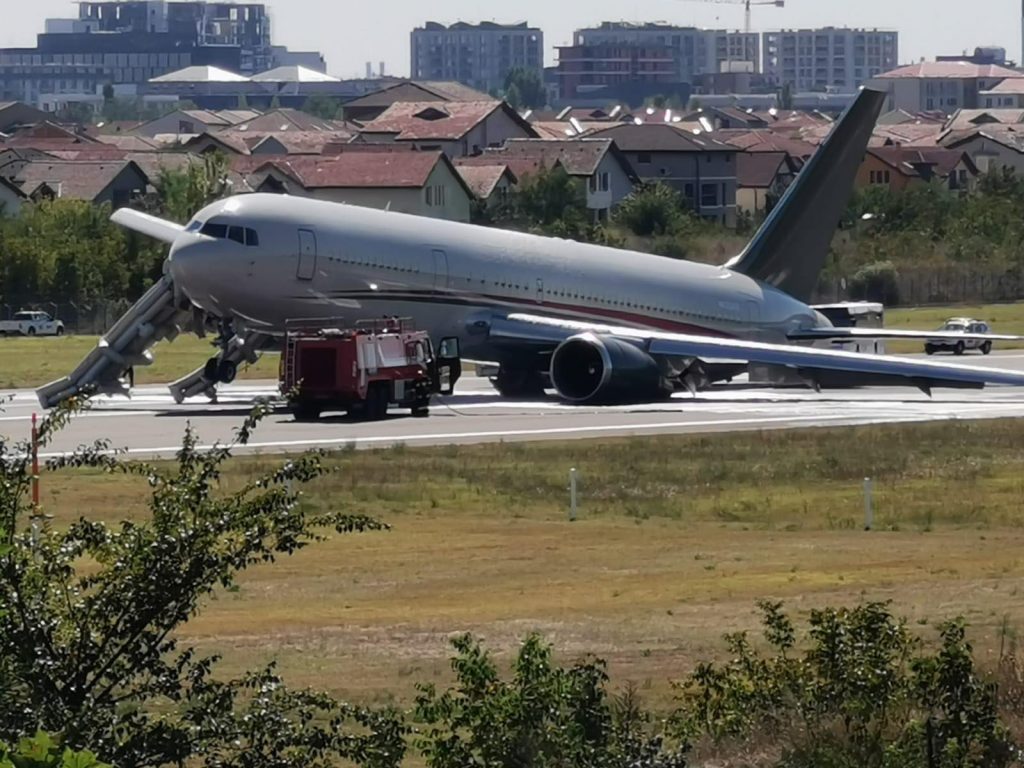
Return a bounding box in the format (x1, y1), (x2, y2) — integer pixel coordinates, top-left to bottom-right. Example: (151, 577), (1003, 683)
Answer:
(0, 0), (1021, 78)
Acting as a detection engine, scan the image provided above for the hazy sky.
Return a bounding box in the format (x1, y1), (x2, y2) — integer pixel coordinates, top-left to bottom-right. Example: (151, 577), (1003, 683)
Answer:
(1, 0), (1021, 78)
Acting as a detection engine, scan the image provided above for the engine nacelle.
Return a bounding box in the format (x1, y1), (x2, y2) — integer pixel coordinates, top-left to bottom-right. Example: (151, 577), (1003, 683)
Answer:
(549, 333), (670, 404)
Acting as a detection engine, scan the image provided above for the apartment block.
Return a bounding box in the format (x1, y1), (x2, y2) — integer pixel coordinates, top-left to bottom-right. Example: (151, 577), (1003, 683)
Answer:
(410, 22), (543, 94)
(763, 28), (898, 91)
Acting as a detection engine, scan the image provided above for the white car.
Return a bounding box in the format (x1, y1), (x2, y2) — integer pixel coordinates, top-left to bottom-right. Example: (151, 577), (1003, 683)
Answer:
(924, 318), (991, 356)
(0, 311), (65, 337)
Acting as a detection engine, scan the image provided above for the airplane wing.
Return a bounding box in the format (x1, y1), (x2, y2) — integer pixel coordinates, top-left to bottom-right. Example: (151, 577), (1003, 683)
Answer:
(111, 208), (185, 244)
(499, 313), (1024, 394)
(788, 328), (1023, 342)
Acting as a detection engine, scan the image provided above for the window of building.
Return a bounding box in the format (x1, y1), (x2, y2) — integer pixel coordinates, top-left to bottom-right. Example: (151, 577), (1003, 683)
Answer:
(600, 172), (610, 191)
(701, 183), (718, 207)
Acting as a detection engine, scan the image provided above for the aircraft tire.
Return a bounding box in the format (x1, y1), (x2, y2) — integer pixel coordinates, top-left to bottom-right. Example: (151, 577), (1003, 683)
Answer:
(217, 360), (238, 384)
(203, 357), (220, 381)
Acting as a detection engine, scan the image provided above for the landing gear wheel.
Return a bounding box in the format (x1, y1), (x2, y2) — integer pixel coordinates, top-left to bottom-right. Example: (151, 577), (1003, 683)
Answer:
(203, 357), (220, 381)
(217, 360), (238, 384)
(492, 368), (546, 398)
(954, 341), (966, 356)
(982, 341), (992, 356)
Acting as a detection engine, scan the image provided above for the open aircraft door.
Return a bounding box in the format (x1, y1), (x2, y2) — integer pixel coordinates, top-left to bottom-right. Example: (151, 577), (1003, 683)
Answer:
(431, 249), (449, 291)
(297, 229), (317, 281)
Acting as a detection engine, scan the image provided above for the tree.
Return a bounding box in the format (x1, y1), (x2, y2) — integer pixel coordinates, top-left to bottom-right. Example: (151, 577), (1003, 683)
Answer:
(511, 164), (588, 229)
(415, 633), (689, 768)
(614, 183), (686, 236)
(301, 94), (342, 121)
(502, 67), (546, 110)
(155, 152), (232, 224)
(1, 732), (109, 768)
(0, 403), (406, 768)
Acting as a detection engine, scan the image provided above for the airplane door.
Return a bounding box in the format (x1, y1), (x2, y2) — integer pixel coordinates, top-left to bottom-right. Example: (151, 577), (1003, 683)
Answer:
(431, 249), (449, 291)
(536, 278), (544, 304)
(297, 229), (317, 281)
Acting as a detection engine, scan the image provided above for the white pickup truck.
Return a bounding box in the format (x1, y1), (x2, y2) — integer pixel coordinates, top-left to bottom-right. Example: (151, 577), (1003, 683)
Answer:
(0, 311), (65, 337)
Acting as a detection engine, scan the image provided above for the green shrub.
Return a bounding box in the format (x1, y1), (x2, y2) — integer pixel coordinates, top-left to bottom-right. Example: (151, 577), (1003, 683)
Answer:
(849, 260), (900, 305)
(614, 183), (686, 236)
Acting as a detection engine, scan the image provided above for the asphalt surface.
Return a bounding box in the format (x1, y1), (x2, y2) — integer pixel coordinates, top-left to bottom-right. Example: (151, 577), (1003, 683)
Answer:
(5, 352), (1024, 459)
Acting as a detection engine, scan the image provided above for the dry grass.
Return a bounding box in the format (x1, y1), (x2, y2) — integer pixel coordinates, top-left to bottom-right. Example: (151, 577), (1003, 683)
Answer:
(28, 419), (1024, 710)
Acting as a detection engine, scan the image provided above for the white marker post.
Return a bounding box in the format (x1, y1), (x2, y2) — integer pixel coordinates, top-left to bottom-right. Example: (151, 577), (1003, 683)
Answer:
(864, 477), (874, 531)
(569, 468), (578, 522)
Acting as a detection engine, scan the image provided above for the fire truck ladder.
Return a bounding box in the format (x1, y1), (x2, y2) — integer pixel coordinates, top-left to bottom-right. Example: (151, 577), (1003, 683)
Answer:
(36, 275), (194, 409)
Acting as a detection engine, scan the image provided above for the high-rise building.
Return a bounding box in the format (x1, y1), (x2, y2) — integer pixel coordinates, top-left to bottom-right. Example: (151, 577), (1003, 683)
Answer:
(762, 28), (899, 92)
(410, 22), (544, 94)
(570, 23), (761, 83)
(0, 1), (322, 110)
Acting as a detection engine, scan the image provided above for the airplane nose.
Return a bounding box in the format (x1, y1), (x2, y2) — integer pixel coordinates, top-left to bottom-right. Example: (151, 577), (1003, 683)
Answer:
(168, 240), (219, 310)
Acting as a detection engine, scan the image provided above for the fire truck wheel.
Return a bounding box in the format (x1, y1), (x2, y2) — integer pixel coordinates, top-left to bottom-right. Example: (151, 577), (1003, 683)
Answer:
(412, 398), (430, 418)
(293, 403), (321, 421)
(218, 360), (238, 384)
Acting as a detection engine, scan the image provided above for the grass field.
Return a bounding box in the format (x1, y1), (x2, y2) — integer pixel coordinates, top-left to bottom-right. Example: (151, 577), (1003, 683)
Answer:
(0, 303), (1020, 390)
(32, 419), (1024, 710)
(0, 335), (279, 390)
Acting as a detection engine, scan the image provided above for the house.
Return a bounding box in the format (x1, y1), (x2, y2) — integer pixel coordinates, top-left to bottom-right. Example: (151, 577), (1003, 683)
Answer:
(0, 102), (50, 133)
(356, 101), (538, 157)
(585, 122), (738, 226)
(868, 62), (1024, 114)
(940, 127), (1024, 176)
(735, 151), (799, 215)
(452, 163), (517, 209)
(685, 106), (769, 131)
(0, 174), (27, 216)
(456, 138), (638, 219)
(250, 150), (474, 222)
(342, 80), (492, 123)
(717, 129), (817, 162)
(135, 109), (261, 139)
(9, 160), (148, 206)
(943, 108), (1024, 132)
(228, 108), (354, 134)
(981, 78), (1024, 109)
(857, 147), (979, 192)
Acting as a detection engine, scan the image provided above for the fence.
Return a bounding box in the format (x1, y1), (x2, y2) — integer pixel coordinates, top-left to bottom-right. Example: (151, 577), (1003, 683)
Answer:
(814, 266), (1024, 308)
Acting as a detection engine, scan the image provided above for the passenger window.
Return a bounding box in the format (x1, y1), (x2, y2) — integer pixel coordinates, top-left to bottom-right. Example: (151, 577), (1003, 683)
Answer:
(228, 226), (245, 244)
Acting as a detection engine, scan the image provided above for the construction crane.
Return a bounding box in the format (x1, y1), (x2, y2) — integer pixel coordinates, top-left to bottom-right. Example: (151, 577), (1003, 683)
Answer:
(677, 0), (785, 34)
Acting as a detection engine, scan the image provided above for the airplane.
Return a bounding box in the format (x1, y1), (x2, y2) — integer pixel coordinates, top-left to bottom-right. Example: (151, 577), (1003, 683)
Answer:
(36, 87), (1024, 410)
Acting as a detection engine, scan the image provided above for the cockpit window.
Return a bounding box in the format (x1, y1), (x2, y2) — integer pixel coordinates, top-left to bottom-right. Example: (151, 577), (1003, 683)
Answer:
(199, 219), (260, 247)
(200, 222), (228, 239)
(186, 220), (203, 233)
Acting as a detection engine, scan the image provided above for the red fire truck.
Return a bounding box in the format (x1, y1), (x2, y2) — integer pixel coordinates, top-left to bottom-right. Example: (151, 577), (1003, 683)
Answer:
(280, 318), (461, 421)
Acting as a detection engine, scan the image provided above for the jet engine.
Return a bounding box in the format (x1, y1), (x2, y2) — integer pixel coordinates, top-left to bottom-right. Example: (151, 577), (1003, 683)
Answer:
(549, 333), (671, 404)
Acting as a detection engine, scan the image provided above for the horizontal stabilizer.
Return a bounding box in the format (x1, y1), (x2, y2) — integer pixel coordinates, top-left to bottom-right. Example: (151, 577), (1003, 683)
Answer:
(789, 328), (1024, 342)
(111, 208), (184, 244)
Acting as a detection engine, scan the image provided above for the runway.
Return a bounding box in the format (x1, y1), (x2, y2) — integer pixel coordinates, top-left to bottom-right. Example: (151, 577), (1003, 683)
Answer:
(5, 353), (1024, 459)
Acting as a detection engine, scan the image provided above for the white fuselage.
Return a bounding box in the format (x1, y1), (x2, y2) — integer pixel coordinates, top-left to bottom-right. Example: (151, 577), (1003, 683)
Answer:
(168, 194), (825, 362)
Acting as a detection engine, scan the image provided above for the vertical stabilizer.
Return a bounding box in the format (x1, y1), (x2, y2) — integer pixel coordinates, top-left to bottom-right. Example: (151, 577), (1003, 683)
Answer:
(724, 88), (886, 301)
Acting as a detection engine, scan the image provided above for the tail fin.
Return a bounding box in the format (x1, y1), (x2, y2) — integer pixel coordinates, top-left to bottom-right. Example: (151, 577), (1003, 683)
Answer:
(725, 88), (886, 302)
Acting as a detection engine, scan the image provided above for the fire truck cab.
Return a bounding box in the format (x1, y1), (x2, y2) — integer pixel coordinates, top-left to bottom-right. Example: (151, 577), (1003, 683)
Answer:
(280, 318), (461, 421)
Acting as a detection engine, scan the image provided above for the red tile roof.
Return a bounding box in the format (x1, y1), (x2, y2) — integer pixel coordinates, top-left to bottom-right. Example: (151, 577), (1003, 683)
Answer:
(876, 62), (1024, 80)
(868, 146), (973, 178)
(461, 138), (621, 176)
(13, 160), (145, 200)
(736, 151), (793, 188)
(586, 122), (735, 152)
(359, 101), (507, 141)
(454, 164), (513, 199)
(258, 151), (445, 188)
(717, 129), (816, 159)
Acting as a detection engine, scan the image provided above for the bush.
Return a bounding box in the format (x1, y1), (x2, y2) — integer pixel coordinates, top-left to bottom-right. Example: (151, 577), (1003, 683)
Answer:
(1, 733), (108, 768)
(614, 183), (686, 236)
(849, 260), (900, 305)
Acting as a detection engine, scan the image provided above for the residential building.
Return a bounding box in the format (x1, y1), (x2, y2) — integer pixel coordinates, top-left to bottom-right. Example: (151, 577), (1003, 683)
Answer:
(937, 47), (1011, 67)
(735, 151), (799, 215)
(980, 79), (1024, 108)
(763, 28), (898, 92)
(452, 163), (517, 210)
(410, 22), (544, 94)
(134, 107), (260, 138)
(0, 102), (50, 133)
(585, 122), (738, 225)
(251, 151), (474, 222)
(554, 42), (679, 102)
(457, 138), (638, 219)
(571, 23), (760, 82)
(857, 147), (979, 192)
(868, 62), (1024, 114)
(941, 128), (1024, 176)
(356, 101), (538, 157)
(0, 2), (324, 110)
(5, 159), (148, 206)
(0, 175), (27, 216)
(342, 80), (492, 123)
